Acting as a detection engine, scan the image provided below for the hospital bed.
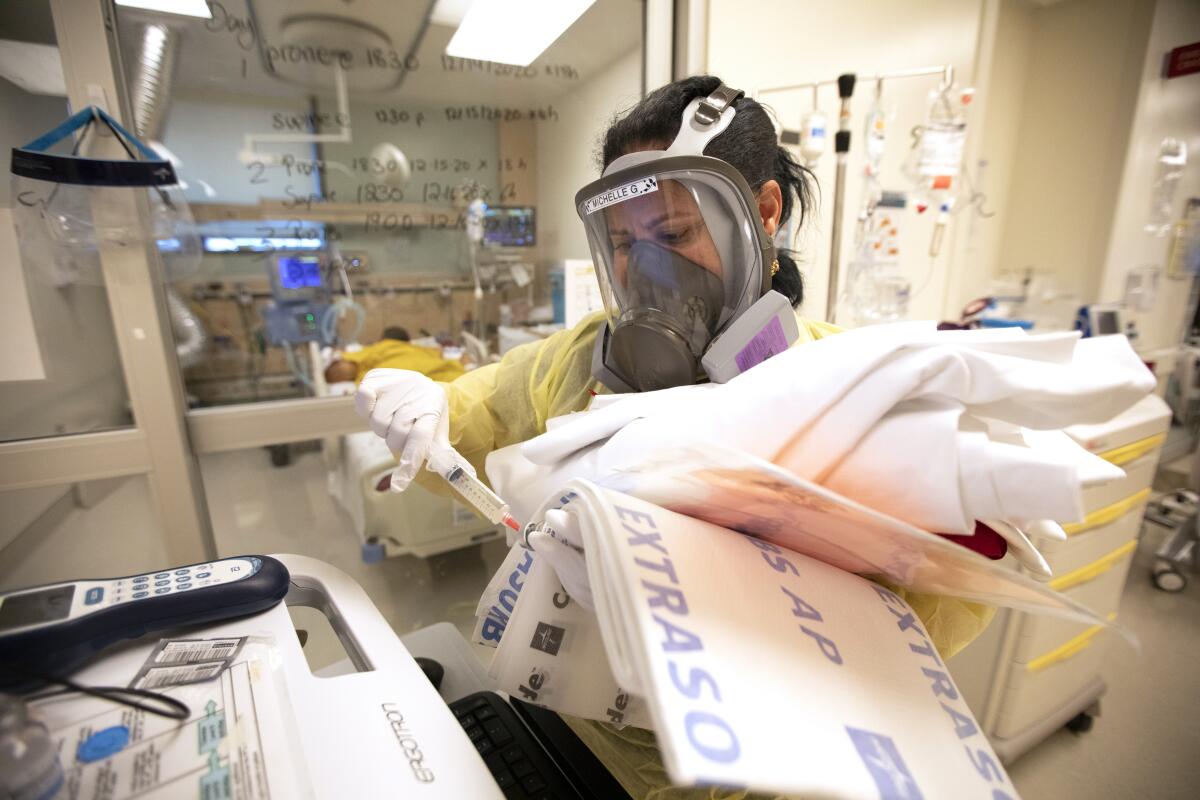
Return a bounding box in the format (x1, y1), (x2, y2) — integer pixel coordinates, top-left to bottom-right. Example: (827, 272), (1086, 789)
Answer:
(326, 427), (503, 559)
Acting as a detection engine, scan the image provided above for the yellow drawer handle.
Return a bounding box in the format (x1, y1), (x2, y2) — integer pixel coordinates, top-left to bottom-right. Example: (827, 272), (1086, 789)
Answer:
(1096, 433), (1165, 466)
(1062, 488), (1151, 536)
(1026, 612), (1118, 673)
(1049, 539), (1137, 592)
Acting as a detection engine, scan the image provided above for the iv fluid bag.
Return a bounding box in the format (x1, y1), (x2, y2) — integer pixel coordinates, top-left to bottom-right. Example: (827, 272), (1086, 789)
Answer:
(799, 110), (828, 167)
(1146, 138), (1187, 237)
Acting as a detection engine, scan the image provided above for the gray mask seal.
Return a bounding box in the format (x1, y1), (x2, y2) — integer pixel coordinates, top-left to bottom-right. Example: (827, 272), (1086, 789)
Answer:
(608, 240), (725, 392)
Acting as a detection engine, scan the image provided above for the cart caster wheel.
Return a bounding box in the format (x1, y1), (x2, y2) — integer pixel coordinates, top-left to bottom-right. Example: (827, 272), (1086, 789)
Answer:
(1153, 565), (1187, 593)
(268, 444), (292, 468)
(1065, 712), (1094, 734)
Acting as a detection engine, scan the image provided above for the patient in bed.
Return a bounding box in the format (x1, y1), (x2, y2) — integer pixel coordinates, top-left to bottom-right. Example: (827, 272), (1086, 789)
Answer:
(324, 327), (466, 385)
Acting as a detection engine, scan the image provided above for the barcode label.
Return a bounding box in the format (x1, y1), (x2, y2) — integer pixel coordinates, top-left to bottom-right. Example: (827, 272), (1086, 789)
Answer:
(130, 637), (246, 689)
(154, 638), (243, 665)
(137, 661), (226, 690)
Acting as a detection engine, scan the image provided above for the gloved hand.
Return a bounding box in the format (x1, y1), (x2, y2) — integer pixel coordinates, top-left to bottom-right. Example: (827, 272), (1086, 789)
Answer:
(355, 368), (466, 492)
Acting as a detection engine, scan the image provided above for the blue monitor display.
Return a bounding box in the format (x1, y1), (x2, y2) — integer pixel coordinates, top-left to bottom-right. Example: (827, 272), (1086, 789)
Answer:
(278, 255), (323, 290)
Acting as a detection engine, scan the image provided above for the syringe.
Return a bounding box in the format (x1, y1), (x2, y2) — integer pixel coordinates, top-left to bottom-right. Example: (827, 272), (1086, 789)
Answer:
(426, 447), (521, 532)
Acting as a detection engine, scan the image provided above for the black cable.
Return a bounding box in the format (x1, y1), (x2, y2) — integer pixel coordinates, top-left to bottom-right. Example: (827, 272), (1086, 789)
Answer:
(3, 662), (190, 721)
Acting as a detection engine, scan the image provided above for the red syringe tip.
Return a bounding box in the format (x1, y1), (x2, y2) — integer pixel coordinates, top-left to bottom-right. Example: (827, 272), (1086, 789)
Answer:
(502, 514), (521, 532)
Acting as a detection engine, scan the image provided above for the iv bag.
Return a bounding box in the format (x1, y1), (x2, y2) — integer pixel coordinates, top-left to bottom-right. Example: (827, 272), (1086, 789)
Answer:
(904, 85), (973, 213)
(1146, 138), (1188, 237)
(799, 109), (828, 167)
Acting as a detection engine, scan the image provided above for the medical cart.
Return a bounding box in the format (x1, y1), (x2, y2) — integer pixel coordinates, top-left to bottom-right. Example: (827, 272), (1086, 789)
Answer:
(949, 394), (1171, 762)
(3, 554), (618, 799)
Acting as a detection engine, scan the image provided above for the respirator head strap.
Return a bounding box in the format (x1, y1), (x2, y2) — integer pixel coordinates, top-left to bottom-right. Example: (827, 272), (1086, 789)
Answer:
(663, 83), (744, 158)
(694, 84), (743, 126)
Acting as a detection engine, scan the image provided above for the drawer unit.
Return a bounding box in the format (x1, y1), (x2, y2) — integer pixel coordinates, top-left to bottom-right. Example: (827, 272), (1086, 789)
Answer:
(1013, 551), (1133, 664)
(1061, 487), (1152, 538)
(1040, 505), (1141, 578)
(976, 394), (1169, 761)
(1077, 453), (1157, 515)
(994, 627), (1112, 739)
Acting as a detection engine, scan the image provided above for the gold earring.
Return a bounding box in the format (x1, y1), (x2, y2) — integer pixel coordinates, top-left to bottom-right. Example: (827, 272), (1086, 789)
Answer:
(770, 259), (780, 277)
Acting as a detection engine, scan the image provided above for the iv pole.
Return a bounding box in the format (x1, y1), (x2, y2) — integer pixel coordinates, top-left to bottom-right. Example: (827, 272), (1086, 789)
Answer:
(759, 65), (954, 324)
(829, 73), (856, 325)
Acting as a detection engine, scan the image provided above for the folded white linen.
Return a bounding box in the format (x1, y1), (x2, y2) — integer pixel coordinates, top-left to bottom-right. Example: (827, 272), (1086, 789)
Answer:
(497, 325), (1152, 536)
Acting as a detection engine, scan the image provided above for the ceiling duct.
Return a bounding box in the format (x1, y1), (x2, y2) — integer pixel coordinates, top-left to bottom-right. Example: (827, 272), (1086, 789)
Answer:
(127, 23), (208, 369)
(128, 22), (180, 142)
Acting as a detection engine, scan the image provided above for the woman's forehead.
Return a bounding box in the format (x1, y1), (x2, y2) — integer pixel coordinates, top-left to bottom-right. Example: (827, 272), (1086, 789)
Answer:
(604, 179), (701, 227)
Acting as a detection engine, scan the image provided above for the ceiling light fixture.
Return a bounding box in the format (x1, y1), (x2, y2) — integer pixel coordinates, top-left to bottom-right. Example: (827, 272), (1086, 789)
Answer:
(446, 0), (596, 67)
(114, 0), (212, 20)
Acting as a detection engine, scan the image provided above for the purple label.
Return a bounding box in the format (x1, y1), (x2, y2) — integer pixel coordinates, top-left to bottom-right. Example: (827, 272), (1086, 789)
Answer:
(734, 316), (788, 373)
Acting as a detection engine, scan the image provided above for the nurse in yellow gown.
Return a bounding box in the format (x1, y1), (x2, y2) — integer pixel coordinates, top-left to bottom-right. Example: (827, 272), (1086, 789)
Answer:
(355, 75), (994, 800)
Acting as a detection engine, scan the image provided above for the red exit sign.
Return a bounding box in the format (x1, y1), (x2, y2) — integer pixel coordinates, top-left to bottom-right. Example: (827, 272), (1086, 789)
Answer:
(1166, 42), (1200, 79)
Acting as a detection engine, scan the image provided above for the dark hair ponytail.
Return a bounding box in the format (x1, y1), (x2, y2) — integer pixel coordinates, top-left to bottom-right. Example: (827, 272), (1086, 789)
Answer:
(600, 75), (817, 309)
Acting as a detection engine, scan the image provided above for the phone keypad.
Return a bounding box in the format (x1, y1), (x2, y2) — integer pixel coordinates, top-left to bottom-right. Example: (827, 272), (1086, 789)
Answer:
(93, 558), (259, 609)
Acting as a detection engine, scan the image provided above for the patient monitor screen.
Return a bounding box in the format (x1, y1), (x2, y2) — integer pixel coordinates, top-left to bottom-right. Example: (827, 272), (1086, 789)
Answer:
(278, 255), (323, 290)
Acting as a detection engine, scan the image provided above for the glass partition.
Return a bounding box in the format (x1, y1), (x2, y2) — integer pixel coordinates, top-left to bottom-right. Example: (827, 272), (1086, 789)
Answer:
(113, 0), (644, 406)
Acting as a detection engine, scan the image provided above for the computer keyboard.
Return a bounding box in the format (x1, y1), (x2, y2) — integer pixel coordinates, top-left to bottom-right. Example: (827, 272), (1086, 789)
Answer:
(451, 691), (583, 800)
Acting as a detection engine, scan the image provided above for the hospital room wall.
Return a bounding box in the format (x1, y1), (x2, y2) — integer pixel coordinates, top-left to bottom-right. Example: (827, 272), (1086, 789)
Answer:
(940, 0), (1035, 315)
(536, 47), (643, 263)
(704, 0), (986, 323)
(992, 0), (1155, 303)
(1097, 0), (1200, 357)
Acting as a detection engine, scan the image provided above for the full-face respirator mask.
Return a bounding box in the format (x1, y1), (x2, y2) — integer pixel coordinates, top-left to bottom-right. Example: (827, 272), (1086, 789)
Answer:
(575, 84), (800, 392)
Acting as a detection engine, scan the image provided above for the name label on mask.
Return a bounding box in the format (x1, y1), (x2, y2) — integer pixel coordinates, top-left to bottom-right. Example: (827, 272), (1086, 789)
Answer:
(583, 176), (658, 214)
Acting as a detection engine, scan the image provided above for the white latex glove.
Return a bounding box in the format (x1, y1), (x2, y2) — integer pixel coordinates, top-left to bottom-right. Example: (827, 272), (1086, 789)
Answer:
(355, 368), (467, 492)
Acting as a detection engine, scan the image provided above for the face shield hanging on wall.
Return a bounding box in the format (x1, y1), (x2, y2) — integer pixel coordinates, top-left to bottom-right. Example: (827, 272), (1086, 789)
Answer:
(10, 105), (200, 289)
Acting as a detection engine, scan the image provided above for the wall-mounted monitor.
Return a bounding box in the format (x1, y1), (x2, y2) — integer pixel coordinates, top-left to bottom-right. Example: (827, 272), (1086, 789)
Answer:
(484, 206), (535, 248)
(277, 255), (323, 290)
(269, 253), (328, 304)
